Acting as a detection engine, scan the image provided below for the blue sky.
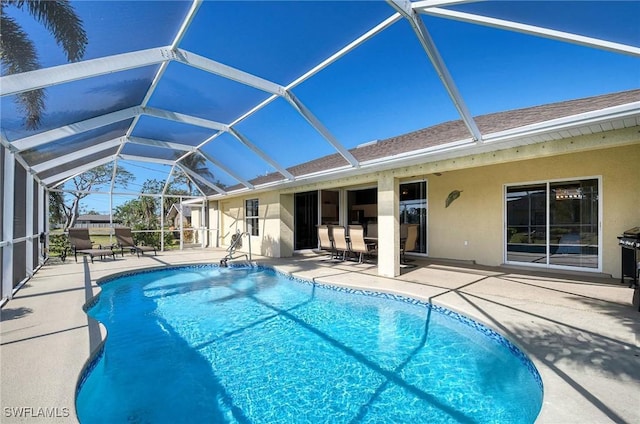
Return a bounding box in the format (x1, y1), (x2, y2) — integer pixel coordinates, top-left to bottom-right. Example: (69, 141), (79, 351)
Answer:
(2, 1), (639, 214)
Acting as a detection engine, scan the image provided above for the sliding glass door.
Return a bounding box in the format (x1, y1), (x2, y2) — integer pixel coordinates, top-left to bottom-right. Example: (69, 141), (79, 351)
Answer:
(506, 178), (600, 270)
(400, 181), (428, 255)
(294, 191), (318, 250)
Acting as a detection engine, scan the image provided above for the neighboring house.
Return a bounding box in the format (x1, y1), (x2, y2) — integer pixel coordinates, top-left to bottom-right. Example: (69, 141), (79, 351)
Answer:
(74, 214), (121, 228)
(166, 204), (192, 229)
(199, 90), (640, 279)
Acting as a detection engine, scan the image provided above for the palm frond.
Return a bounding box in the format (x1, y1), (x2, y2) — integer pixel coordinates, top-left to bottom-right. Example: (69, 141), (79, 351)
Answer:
(15, 0), (88, 62)
(0, 13), (45, 129)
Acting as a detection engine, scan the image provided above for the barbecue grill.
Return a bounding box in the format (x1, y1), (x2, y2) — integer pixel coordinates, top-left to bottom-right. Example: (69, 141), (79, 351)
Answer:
(618, 227), (640, 311)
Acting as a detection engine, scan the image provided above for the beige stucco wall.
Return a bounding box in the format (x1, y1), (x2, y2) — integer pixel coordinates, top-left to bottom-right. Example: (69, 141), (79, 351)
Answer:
(217, 191), (290, 258)
(213, 131), (639, 278)
(427, 144), (640, 277)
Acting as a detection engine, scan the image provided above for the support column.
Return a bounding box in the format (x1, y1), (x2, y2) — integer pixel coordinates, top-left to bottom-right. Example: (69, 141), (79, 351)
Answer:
(25, 172), (34, 276)
(38, 184), (45, 265)
(2, 150), (15, 300)
(377, 172), (400, 278)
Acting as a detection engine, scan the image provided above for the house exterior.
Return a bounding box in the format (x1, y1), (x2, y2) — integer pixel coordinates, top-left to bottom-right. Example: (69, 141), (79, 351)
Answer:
(166, 204), (192, 229)
(195, 90), (640, 279)
(74, 214), (120, 228)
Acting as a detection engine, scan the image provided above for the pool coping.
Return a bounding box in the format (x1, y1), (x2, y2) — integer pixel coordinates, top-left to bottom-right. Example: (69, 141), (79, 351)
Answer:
(1, 249), (638, 424)
(78, 263), (543, 406)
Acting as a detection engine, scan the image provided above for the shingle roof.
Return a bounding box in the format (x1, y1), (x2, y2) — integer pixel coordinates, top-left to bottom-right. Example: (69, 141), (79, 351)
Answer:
(227, 89), (640, 192)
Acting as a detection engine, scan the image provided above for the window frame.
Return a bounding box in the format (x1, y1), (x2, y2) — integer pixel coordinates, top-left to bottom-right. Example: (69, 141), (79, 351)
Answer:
(503, 176), (602, 272)
(245, 198), (259, 236)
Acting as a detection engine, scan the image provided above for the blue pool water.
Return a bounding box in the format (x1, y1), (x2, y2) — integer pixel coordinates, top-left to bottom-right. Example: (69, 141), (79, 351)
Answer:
(76, 265), (542, 423)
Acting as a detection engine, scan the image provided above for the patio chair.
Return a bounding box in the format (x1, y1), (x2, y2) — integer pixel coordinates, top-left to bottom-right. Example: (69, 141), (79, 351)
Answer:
(401, 224), (419, 264)
(68, 228), (115, 263)
(317, 225), (336, 259)
(114, 227), (157, 257)
(331, 226), (350, 261)
(348, 225), (377, 264)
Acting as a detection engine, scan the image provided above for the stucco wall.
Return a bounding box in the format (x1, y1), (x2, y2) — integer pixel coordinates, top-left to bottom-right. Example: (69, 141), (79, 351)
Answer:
(215, 137), (638, 278)
(218, 191), (288, 258)
(427, 143), (640, 276)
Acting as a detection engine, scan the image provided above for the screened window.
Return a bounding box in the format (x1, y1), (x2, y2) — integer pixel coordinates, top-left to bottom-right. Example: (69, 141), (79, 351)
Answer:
(246, 199), (259, 236)
(506, 178), (600, 270)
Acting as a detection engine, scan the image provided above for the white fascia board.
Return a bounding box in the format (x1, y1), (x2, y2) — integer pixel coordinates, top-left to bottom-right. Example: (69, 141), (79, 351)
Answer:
(177, 164), (226, 195)
(142, 106), (228, 131)
(198, 150), (254, 189)
(419, 7), (640, 57)
(483, 102), (640, 143)
(127, 136), (197, 152)
(388, 0), (483, 143)
(173, 49), (285, 96)
(283, 91), (360, 167)
(42, 156), (115, 185)
(228, 128), (295, 180)
(119, 154), (176, 166)
(11, 107), (140, 152)
(31, 137), (124, 173)
(0, 47), (173, 96)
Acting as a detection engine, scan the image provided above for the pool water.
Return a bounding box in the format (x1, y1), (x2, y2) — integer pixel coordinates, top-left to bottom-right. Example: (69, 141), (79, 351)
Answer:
(76, 265), (542, 423)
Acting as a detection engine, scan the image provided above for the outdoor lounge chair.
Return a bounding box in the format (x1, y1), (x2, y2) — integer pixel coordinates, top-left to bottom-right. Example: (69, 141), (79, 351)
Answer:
(114, 227), (157, 257)
(317, 225), (336, 259)
(348, 225), (377, 264)
(331, 226), (350, 261)
(401, 224), (419, 264)
(68, 228), (115, 263)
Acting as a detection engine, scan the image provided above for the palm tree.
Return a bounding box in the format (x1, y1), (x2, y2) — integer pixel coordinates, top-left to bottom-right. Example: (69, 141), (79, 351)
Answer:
(0, 0), (88, 129)
(177, 152), (217, 196)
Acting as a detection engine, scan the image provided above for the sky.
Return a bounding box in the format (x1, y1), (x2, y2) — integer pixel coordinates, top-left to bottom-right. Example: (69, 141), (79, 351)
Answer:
(1, 0), (639, 215)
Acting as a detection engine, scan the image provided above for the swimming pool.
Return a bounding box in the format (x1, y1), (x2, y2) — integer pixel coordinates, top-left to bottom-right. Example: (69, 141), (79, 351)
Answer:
(76, 265), (543, 423)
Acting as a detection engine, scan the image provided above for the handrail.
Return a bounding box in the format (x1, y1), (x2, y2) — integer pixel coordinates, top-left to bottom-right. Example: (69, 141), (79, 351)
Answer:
(220, 230), (252, 266)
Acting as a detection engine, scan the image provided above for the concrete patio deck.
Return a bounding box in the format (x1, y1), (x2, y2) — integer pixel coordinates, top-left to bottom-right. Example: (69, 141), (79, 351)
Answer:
(1, 248), (638, 423)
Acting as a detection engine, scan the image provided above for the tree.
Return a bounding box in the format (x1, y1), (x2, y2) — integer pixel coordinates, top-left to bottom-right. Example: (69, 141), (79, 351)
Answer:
(176, 152), (217, 196)
(113, 179), (176, 248)
(0, 0), (88, 129)
(57, 164), (133, 230)
(48, 190), (66, 227)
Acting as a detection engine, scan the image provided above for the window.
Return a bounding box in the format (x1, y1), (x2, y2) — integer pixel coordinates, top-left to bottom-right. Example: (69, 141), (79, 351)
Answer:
(506, 178), (600, 270)
(400, 181), (428, 255)
(245, 199), (259, 236)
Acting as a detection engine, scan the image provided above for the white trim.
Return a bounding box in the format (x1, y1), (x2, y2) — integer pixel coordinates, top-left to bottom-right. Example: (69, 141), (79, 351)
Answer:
(484, 103), (640, 143)
(503, 175), (603, 273)
(11, 107), (139, 152)
(0, 47), (172, 96)
(419, 7), (640, 57)
(228, 128), (295, 180)
(118, 154), (174, 166)
(2, 150), (15, 300)
(388, 0), (482, 142)
(127, 136), (197, 152)
(286, 13), (403, 90)
(25, 172), (34, 276)
(31, 137), (123, 173)
(174, 49), (285, 96)
(143, 107), (228, 132)
(284, 91), (360, 167)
